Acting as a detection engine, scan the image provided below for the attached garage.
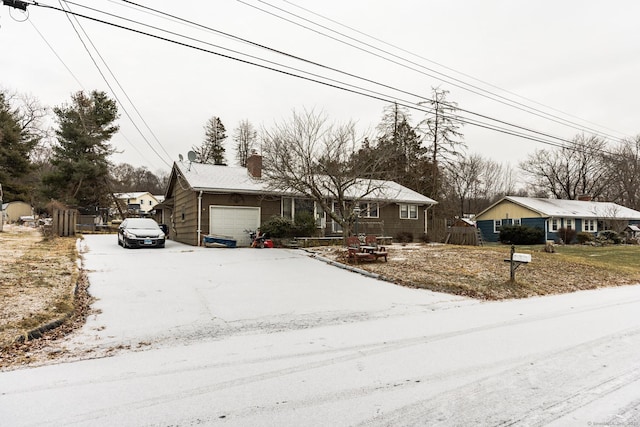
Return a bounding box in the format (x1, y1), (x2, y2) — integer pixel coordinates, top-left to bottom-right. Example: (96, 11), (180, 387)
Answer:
(209, 206), (260, 247)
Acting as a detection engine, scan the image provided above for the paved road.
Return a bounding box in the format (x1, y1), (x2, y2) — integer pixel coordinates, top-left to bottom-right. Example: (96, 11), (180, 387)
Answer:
(1, 235), (639, 426)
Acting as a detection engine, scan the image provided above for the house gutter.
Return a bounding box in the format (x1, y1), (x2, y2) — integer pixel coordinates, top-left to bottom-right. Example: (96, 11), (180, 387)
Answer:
(424, 204), (434, 235)
(197, 190), (203, 246)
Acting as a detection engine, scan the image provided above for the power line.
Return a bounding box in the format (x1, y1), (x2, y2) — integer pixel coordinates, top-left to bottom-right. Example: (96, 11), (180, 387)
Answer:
(26, 1), (616, 156)
(280, 0), (633, 142)
(27, 18), (84, 88)
(245, 0), (630, 144)
(57, 0), (171, 168)
(110, 1), (581, 149)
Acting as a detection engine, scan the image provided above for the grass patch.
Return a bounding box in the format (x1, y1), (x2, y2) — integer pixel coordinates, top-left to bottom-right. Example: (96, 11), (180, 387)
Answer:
(322, 243), (640, 300)
(0, 228), (80, 349)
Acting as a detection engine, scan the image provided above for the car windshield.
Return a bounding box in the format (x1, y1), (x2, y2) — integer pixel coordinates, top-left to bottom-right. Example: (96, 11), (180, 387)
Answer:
(126, 219), (159, 229)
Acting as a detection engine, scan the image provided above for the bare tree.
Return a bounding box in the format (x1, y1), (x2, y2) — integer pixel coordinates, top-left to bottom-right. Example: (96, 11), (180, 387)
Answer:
(447, 154), (483, 217)
(417, 87), (465, 199)
(605, 135), (640, 210)
(261, 109), (391, 236)
(233, 119), (257, 167)
(442, 154), (518, 217)
(110, 162), (166, 194)
(519, 134), (610, 200)
(478, 159), (519, 201)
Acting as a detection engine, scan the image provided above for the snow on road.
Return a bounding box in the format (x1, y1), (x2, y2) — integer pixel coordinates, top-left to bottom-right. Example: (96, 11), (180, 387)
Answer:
(1, 235), (639, 426)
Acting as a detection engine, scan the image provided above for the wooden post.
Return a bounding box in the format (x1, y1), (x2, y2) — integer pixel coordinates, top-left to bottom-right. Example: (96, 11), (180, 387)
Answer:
(504, 245), (531, 282)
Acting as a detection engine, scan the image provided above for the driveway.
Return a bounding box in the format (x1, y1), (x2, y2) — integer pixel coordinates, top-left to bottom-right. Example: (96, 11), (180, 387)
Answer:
(1, 235), (640, 426)
(69, 235), (472, 351)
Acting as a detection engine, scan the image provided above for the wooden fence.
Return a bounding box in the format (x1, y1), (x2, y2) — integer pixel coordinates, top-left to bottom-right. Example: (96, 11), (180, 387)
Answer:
(52, 209), (77, 237)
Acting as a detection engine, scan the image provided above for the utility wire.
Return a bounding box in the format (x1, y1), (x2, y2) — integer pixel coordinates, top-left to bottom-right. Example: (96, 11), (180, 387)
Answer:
(245, 0), (629, 145)
(29, 1), (610, 155)
(114, 0), (581, 149)
(281, 0), (633, 141)
(58, 0), (171, 168)
(27, 18), (85, 88)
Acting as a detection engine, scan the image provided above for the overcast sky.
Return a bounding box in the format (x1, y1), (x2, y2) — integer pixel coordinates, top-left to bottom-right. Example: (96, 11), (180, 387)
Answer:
(2, 1), (639, 174)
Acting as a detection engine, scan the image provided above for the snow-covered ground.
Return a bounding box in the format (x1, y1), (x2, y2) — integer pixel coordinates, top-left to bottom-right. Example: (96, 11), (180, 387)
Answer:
(1, 235), (639, 426)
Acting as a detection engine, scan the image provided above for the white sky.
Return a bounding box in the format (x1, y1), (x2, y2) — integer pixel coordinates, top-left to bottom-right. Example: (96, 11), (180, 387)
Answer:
(2, 1), (639, 175)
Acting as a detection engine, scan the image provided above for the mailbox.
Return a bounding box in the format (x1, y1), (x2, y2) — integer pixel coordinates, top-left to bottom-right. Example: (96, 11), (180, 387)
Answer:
(512, 253), (531, 263)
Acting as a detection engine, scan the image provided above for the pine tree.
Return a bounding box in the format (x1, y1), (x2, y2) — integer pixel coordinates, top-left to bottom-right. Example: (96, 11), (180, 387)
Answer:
(0, 92), (39, 202)
(194, 116), (227, 165)
(42, 90), (119, 210)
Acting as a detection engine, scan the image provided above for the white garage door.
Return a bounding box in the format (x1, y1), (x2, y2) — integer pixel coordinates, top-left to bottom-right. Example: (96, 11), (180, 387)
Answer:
(209, 206), (260, 247)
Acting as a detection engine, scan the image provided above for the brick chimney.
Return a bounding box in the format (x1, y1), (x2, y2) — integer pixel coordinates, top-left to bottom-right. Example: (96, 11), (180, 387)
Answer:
(246, 152), (262, 178)
(577, 194), (592, 201)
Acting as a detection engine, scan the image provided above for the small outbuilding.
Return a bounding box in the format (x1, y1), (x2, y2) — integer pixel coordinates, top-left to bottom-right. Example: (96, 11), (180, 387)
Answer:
(2, 201), (33, 223)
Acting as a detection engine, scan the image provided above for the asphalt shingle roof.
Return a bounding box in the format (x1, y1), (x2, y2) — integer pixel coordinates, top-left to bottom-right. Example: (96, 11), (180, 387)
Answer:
(175, 162), (436, 205)
(506, 196), (640, 220)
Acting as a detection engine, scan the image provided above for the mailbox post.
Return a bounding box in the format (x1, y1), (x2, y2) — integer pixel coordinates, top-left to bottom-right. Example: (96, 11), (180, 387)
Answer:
(504, 245), (531, 282)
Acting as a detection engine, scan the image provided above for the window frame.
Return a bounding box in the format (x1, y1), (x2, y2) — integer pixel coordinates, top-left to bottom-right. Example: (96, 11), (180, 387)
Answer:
(583, 219), (597, 232)
(399, 203), (418, 220)
(358, 202), (379, 218)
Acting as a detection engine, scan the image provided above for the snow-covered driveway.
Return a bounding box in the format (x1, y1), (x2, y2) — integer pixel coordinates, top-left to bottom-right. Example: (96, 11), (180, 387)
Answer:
(1, 235), (640, 426)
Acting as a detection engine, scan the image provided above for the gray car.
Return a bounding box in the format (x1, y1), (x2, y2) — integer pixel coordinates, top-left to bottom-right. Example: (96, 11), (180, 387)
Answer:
(117, 218), (166, 248)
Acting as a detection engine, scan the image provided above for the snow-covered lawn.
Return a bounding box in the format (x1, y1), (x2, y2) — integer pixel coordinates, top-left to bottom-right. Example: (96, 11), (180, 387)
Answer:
(1, 235), (639, 426)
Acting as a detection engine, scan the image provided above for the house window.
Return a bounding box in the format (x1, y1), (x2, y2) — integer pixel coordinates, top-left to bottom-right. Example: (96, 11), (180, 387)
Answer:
(283, 197), (323, 228)
(565, 219), (573, 230)
(400, 204), (418, 219)
(494, 219), (502, 233)
(359, 202), (379, 218)
(549, 218), (559, 232)
(282, 198), (315, 220)
(583, 219), (597, 232)
(513, 218), (521, 226)
(282, 198), (293, 219)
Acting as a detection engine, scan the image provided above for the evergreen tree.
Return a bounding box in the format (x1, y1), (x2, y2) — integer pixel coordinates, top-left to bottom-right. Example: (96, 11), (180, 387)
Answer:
(42, 90), (119, 211)
(194, 116), (227, 165)
(353, 103), (428, 192)
(0, 92), (39, 202)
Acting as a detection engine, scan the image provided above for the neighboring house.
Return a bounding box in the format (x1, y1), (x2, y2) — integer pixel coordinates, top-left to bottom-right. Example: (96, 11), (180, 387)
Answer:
(114, 192), (161, 217)
(2, 201), (33, 223)
(159, 154), (437, 247)
(475, 196), (640, 243)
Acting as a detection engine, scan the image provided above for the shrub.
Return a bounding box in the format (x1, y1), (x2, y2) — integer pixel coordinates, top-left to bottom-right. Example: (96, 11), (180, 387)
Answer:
(597, 230), (622, 244)
(499, 225), (544, 245)
(260, 213), (317, 238)
(556, 227), (577, 244)
(396, 231), (413, 244)
(576, 232), (594, 244)
(260, 216), (296, 238)
(293, 211), (317, 237)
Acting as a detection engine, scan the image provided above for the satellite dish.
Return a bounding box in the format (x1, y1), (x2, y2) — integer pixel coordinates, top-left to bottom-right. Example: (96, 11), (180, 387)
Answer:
(187, 151), (197, 162)
(179, 154), (184, 162)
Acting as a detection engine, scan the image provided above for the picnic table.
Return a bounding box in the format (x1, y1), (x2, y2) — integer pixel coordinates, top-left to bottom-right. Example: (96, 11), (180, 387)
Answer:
(346, 237), (388, 263)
